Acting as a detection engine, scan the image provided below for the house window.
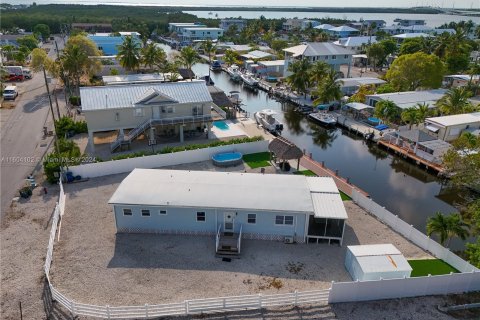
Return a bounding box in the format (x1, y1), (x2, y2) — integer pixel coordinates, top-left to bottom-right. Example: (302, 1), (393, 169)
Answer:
(275, 215), (294, 225)
(162, 106), (174, 113)
(115, 112), (119, 121)
(141, 209), (150, 217)
(344, 55), (349, 59)
(159, 209), (167, 215)
(324, 56), (328, 60)
(247, 213), (256, 224)
(134, 108), (144, 117)
(197, 212), (206, 222)
(123, 208), (132, 216)
(332, 55), (337, 60)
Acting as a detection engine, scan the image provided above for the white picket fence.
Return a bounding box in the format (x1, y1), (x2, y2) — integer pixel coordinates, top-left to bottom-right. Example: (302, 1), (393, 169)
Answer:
(350, 189), (478, 273)
(68, 140), (269, 178)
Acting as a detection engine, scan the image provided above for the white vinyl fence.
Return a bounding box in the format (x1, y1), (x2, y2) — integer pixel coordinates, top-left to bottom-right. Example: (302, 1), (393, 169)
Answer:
(68, 140), (269, 178)
(351, 189), (478, 273)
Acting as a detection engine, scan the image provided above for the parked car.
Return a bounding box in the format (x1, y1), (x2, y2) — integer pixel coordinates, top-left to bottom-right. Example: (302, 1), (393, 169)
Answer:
(3, 86), (18, 100)
(23, 68), (32, 79)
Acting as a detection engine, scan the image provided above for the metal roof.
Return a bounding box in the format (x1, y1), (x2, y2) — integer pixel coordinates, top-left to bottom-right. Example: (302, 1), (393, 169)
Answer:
(338, 77), (386, 87)
(367, 89), (446, 110)
(258, 60), (285, 67)
(426, 112), (480, 127)
(335, 36), (377, 47)
(328, 25), (359, 32)
(393, 33), (433, 39)
(356, 254), (412, 274)
(102, 73), (183, 85)
(80, 81), (212, 111)
(109, 169), (348, 219)
(418, 139), (452, 151)
(344, 102), (374, 111)
(348, 244), (401, 256)
(241, 50), (273, 59)
(283, 42), (354, 57)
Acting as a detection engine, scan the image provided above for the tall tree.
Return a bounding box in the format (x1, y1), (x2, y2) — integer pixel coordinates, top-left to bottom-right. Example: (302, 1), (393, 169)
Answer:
(141, 43), (166, 72)
(175, 46), (199, 81)
(436, 87), (474, 115)
(415, 102), (431, 124)
(61, 44), (89, 96)
(374, 100), (400, 124)
(386, 52), (445, 91)
(223, 49), (239, 66)
(312, 69), (342, 105)
(366, 43), (386, 71)
(401, 107), (418, 128)
(33, 23), (50, 40)
(348, 85), (374, 103)
(308, 61), (329, 87)
(286, 58), (311, 99)
(117, 36), (141, 72)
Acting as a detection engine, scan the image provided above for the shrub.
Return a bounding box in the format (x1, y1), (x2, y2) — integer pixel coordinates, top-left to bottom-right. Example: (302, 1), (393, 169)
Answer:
(111, 136), (263, 160)
(43, 138), (81, 183)
(55, 116), (88, 138)
(69, 96), (81, 106)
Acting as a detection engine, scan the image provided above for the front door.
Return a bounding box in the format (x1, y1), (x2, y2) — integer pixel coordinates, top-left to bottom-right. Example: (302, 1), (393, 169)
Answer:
(152, 106), (160, 119)
(224, 212), (235, 232)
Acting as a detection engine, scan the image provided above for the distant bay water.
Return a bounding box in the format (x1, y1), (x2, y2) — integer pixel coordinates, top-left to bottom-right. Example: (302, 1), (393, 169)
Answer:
(5, 0), (479, 27)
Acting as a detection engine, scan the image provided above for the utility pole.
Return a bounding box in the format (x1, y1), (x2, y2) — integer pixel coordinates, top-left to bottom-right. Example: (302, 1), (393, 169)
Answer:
(43, 67), (61, 155)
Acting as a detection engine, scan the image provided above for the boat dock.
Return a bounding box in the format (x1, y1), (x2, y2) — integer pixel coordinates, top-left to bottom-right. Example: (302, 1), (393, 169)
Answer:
(334, 113), (383, 141)
(377, 139), (445, 173)
(300, 155), (369, 198)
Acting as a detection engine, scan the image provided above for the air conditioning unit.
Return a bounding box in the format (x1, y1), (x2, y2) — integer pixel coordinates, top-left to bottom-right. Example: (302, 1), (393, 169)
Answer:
(284, 236), (294, 244)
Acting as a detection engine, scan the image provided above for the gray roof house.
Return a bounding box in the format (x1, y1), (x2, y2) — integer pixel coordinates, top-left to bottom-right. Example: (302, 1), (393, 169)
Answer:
(366, 89), (447, 110)
(79, 81), (225, 153)
(109, 168), (349, 254)
(283, 42), (355, 77)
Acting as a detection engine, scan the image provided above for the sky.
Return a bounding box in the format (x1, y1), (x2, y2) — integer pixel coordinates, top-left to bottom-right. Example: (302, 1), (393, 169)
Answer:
(6, 0), (480, 8)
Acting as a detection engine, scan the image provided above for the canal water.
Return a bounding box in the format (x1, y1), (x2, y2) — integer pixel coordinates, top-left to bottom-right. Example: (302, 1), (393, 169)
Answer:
(158, 44), (471, 248)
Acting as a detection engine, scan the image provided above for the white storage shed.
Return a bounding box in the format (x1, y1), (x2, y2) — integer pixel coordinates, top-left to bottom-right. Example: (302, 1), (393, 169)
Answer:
(345, 244), (412, 281)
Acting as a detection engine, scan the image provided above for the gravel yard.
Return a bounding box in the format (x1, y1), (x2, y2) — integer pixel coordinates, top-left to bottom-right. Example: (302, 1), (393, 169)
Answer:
(50, 161), (429, 307)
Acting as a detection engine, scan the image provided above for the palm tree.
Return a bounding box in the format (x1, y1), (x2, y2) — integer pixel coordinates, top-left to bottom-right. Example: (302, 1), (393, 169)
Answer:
(374, 100), (400, 124)
(117, 36), (141, 72)
(415, 102), (430, 124)
(401, 107), (418, 129)
(427, 212), (469, 247)
(201, 39), (216, 79)
(436, 87), (473, 115)
(348, 85), (374, 103)
(312, 69), (342, 105)
(286, 58), (311, 98)
(1, 44), (15, 61)
(223, 49), (238, 66)
(61, 44), (89, 96)
(141, 43), (165, 71)
(309, 61), (329, 87)
(176, 46), (199, 81)
(467, 62), (480, 95)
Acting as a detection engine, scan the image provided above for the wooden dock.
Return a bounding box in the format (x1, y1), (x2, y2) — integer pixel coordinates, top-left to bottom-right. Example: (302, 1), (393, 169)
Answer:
(300, 156), (369, 197)
(334, 113), (381, 141)
(377, 140), (445, 173)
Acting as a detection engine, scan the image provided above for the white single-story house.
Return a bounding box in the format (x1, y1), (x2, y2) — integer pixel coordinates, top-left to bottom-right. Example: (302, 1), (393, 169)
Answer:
(337, 77), (386, 95)
(257, 60), (285, 76)
(240, 50), (274, 60)
(109, 169), (349, 248)
(424, 112), (480, 142)
(283, 42), (354, 77)
(443, 74), (480, 88)
(345, 244), (412, 281)
(80, 81), (225, 152)
(366, 89), (447, 110)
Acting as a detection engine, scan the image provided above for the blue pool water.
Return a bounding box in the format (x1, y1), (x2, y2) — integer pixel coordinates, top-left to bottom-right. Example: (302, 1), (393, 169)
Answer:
(368, 117), (380, 124)
(212, 152), (243, 162)
(213, 121), (229, 131)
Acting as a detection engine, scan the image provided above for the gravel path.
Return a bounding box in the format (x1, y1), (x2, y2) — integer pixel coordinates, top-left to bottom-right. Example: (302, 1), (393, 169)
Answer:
(49, 164), (429, 307)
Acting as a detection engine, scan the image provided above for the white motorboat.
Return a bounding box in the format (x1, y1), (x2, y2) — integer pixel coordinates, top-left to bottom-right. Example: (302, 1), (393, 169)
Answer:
(254, 109), (284, 132)
(240, 72), (259, 87)
(226, 64), (241, 81)
(308, 112), (337, 127)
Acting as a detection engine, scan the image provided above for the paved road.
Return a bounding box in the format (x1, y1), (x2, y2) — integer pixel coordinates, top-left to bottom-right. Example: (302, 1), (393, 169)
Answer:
(1, 37), (65, 218)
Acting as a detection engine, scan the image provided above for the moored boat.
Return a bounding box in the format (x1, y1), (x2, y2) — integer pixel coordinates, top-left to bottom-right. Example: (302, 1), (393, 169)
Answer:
(254, 109), (284, 133)
(226, 64), (241, 81)
(240, 72), (259, 87)
(308, 112), (337, 127)
(210, 60), (222, 71)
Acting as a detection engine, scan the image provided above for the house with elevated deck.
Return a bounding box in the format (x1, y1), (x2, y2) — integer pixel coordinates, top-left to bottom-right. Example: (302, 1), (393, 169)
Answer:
(80, 81), (226, 153)
(109, 169), (348, 255)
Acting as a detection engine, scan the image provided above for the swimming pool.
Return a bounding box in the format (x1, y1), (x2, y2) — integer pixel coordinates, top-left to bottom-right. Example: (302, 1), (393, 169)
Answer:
(212, 152), (243, 167)
(213, 120), (229, 131)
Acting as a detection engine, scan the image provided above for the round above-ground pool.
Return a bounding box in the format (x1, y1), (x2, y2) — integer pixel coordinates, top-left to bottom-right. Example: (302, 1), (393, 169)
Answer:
(212, 152), (243, 167)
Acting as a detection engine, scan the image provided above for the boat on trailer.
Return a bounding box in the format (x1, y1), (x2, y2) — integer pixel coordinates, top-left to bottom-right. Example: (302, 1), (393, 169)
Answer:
(308, 112), (337, 127)
(254, 109), (284, 133)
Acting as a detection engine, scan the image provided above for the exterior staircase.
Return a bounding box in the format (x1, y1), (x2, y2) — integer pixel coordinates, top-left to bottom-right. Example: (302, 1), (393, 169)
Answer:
(110, 114), (214, 152)
(215, 224), (242, 257)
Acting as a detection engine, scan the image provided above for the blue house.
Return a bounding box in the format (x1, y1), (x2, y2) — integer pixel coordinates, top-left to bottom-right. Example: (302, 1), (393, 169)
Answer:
(88, 32), (141, 56)
(109, 169), (348, 254)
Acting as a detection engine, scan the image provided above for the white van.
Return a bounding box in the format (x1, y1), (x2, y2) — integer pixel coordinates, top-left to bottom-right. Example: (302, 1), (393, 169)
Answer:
(23, 68), (32, 79)
(3, 86), (18, 100)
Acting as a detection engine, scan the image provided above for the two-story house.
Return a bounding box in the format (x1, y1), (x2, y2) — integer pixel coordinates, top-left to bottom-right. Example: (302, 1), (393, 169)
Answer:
(283, 42), (355, 77)
(168, 23), (207, 34)
(80, 81), (225, 153)
(180, 28), (224, 42)
(219, 19), (246, 32)
(333, 36), (377, 53)
(87, 32), (141, 56)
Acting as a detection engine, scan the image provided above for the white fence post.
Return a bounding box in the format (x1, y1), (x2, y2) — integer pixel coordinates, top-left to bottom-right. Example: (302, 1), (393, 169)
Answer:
(294, 290), (298, 306)
(106, 305), (111, 319)
(185, 300), (189, 315)
(70, 300), (76, 317)
(258, 294), (262, 308)
(145, 303), (149, 317)
(223, 298), (226, 308)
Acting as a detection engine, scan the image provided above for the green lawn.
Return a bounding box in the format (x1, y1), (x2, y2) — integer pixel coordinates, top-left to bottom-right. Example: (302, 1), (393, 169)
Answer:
(408, 259), (459, 277)
(339, 191), (352, 201)
(243, 152), (271, 169)
(293, 170), (317, 177)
